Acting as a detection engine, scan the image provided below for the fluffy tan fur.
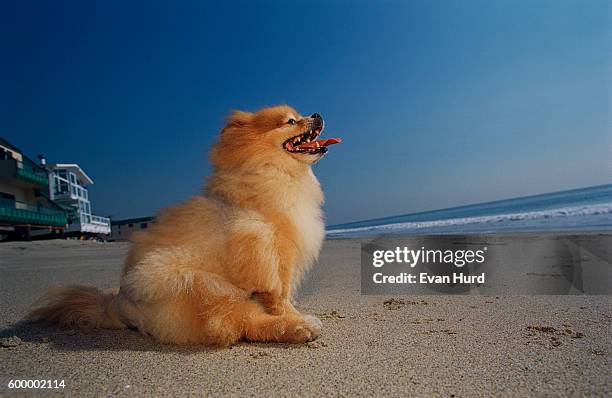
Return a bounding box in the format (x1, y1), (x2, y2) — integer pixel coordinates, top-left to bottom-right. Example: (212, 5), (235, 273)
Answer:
(27, 105), (333, 347)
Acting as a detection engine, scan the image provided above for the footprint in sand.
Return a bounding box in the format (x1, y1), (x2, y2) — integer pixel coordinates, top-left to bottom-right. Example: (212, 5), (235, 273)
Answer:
(524, 325), (584, 348)
(383, 298), (405, 310)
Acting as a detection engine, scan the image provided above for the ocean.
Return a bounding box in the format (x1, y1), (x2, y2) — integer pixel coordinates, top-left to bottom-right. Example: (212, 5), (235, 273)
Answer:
(326, 184), (612, 238)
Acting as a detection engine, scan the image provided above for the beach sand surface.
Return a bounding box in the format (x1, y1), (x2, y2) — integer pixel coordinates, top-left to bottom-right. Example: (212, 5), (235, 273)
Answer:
(0, 236), (610, 397)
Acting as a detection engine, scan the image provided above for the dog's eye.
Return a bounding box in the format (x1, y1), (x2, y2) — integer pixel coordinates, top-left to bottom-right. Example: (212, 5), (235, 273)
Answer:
(287, 118), (296, 125)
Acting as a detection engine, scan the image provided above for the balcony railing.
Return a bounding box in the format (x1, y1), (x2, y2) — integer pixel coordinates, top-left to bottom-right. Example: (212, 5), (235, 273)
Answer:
(79, 213), (110, 226)
(91, 215), (111, 226)
(16, 159), (49, 186)
(0, 158), (49, 186)
(74, 213), (111, 234)
(0, 198), (67, 227)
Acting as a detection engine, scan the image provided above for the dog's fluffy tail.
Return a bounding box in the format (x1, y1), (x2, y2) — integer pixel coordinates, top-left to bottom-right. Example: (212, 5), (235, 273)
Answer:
(27, 284), (126, 330)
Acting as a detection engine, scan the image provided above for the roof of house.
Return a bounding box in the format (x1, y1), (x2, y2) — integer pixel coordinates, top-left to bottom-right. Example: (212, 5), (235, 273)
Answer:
(1, 137), (48, 172)
(111, 216), (156, 226)
(0, 137), (22, 154)
(48, 163), (94, 185)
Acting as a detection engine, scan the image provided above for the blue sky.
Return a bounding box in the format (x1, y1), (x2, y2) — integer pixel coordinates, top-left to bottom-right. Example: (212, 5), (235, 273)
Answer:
(1, 0), (610, 225)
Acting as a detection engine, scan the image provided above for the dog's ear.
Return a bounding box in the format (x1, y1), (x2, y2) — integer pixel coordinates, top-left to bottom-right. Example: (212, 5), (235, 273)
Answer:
(225, 110), (254, 129)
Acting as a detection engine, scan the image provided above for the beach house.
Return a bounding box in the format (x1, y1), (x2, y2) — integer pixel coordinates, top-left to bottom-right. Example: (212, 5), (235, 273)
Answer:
(110, 216), (155, 240)
(48, 164), (111, 235)
(0, 138), (67, 240)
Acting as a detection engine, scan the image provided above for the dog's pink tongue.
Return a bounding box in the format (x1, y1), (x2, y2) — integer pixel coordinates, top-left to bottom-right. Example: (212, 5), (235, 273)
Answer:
(296, 137), (342, 150)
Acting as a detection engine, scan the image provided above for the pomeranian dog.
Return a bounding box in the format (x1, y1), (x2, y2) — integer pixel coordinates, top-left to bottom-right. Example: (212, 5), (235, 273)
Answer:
(27, 105), (341, 347)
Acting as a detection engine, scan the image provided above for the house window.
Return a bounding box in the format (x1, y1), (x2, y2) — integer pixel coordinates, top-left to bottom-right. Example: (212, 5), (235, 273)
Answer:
(59, 181), (69, 194)
(69, 173), (76, 184)
(141, 223), (148, 229)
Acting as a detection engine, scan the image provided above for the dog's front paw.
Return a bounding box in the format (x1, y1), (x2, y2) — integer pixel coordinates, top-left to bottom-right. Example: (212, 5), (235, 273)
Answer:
(282, 315), (322, 343)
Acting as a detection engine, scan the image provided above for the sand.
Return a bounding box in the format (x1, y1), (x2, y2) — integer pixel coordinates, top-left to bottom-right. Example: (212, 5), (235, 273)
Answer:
(0, 236), (610, 397)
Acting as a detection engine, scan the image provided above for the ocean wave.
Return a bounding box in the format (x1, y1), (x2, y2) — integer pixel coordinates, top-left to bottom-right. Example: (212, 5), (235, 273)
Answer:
(326, 203), (612, 236)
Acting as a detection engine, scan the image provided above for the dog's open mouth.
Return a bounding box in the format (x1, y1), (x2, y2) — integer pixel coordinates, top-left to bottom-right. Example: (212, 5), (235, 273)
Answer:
(283, 128), (342, 155)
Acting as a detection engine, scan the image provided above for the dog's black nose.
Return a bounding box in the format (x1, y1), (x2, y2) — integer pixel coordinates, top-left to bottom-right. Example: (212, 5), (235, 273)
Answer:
(311, 113), (321, 119)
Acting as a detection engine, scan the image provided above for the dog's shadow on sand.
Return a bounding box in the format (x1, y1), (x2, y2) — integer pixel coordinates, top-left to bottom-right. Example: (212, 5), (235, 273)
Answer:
(0, 322), (310, 354)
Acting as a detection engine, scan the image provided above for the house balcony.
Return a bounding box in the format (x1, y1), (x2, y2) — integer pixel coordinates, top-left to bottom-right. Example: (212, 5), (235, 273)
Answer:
(0, 198), (67, 227)
(66, 213), (111, 235)
(0, 158), (49, 187)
